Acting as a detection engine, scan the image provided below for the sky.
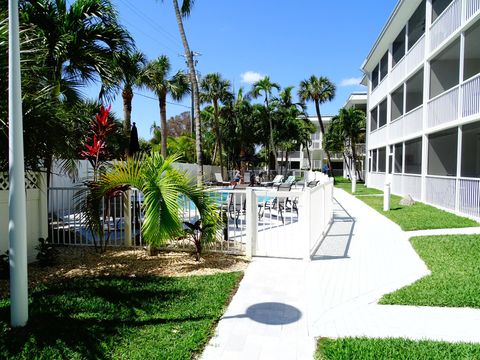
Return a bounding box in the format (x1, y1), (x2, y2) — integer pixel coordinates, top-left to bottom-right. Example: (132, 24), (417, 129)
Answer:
(85, 0), (399, 140)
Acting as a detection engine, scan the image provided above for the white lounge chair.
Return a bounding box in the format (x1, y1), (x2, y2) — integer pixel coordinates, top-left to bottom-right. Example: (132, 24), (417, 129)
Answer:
(260, 174), (284, 187)
(214, 173), (230, 186)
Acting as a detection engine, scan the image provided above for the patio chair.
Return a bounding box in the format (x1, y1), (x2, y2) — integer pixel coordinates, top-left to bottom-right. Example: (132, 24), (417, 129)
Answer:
(284, 175), (296, 185)
(227, 189), (247, 228)
(307, 180), (319, 188)
(258, 183), (297, 224)
(260, 174), (284, 187)
(214, 173), (231, 186)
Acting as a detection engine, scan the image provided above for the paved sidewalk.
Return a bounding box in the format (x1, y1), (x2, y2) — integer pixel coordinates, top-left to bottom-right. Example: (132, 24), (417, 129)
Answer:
(201, 188), (480, 359)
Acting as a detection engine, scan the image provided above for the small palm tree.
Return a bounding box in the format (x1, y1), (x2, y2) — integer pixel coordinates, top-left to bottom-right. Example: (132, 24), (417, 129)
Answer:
(250, 76), (281, 173)
(138, 55), (190, 158)
(199, 73), (233, 177)
(298, 75), (336, 174)
(97, 153), (220, 257)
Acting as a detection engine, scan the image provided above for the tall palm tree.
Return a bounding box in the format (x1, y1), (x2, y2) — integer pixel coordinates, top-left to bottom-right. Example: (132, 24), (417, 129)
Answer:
(199, 73), (233, 177)
(250, 76), (280, 173)
(19, 0), (134, 102)
(115, 51), (147, 137)
(298, 75), (336, 174)
(138, 55), (189, 158)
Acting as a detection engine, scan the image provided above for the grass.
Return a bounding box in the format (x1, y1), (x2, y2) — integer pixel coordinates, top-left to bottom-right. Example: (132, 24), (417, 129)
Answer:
(335, 182), (383, 195)
(316, 337), (480, 359)
(0, 273), (242, 359)
(380, 235), (480, 308)
(357, 194), (478, 231)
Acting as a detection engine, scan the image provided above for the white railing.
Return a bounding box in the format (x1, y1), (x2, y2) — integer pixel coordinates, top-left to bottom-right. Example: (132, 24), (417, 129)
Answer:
(406, 35), (425, 74)
(369, 126), (388, 149)
(458, 178), (480, 218)
(404, 106), (424, 137)
(390, 57), (406, 89)
(465, 0), (480, 21)
(403, 174), (422, 200)
(306, 181), (334, 256)
(370, 79), (388, 109)
(428, 86), (459, 128)
(426, 176), (457, 210)
(462, 73), (480, 118)
(369, 172), (386, 189)
(430, 0), (462, 52)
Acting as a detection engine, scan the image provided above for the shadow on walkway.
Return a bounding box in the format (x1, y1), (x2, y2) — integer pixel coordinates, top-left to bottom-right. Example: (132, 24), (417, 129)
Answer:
(311, 198), (356, 261)
(221, 302), (302, 325)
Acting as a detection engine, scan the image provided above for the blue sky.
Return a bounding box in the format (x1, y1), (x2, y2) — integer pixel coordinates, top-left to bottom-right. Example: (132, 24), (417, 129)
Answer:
(86, 0), (398, 140)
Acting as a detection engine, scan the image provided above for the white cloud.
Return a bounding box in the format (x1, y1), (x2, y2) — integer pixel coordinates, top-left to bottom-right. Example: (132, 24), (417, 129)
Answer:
(340, 77), (363, 87)
(240, 71), (265, 84)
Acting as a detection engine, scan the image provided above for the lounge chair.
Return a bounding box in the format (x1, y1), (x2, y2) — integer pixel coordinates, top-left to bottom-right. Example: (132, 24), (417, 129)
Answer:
(258, 183), (297, 223)
(284, 175), (296, 185)
(260, 174), (284, 187)
(214, 173), (231, 186)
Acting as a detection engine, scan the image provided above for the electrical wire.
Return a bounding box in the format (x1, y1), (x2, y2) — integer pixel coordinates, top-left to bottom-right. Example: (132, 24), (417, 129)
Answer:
(133, 91), (191, 109)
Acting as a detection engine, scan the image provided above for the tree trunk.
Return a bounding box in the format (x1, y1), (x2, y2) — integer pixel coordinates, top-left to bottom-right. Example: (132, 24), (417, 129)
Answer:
(213, 100), (225, 178)
(314, 99), (333, 176)
(351, 143), (363, 181)
(172, 0), (203, 184)
(343, 153), (352, 179)
(305, 144), (312, 170)
(122, 86), (133, 137)
(159, 94), (168, 158)
(265, 94), (278, 173)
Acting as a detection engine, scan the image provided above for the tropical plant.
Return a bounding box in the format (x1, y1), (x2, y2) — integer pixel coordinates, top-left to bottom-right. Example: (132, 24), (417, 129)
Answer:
(200, 73), (233, 177)
(167, 134), (196, 163)
(250, 76), (281, 173)
(35, 238), (59, 267)
(138, 55), (189, 158)
(298, 75), (336, 174)
(0, 250), (8, 279)
(97, 153), (220, 255)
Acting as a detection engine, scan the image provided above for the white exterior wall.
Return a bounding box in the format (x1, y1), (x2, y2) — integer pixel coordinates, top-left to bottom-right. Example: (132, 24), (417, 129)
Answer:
(364, 0), (480, 219)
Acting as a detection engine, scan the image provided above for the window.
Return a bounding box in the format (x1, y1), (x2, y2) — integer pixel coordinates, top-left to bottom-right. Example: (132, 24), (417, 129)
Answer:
(372, 65), (379, 89)
(378, 147), (386, 172)
(394, 143), (403, 173)
(464, 21), (480, 81)
(380, 52), (389, 81)
(405, 138), (422, 174)
(391, 85), (404, 121)
(430, 38), (460, 98)
(428, 128), (458, 176)
(461, 122), (480, 178)
(378, 99), (387, 127)
(408, 0), (426, 50)
(432, 0), (453, 22)
(372, 149), (378, 172)
(370, 108), (378, 131)
(392, 27), (406, 66)
(406, 69), (424, 112)
(389, 145), (394, 174)
(369, 151), (372, 172)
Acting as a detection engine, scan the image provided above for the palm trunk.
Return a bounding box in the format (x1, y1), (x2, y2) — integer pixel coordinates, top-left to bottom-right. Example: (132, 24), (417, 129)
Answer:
(343, 153), (352, 179)
(351, 143), (363, 181)
(305, 143), (312, 170)
(213, 100), (224, 178)
(265, 94), (278, 172)
(122, 86), (133, 137)
(172, 0), (203, 184)
(315, 99), (333, 176)
(159, 95), (168, 158)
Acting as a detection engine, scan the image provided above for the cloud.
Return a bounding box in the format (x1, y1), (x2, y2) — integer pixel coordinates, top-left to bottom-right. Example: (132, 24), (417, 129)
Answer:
(240, 71), (265, 84)
(340, 77), (363, 87)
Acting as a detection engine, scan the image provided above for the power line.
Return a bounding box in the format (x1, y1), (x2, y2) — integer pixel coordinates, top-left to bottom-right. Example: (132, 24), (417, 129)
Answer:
(133, 91), (191, 109)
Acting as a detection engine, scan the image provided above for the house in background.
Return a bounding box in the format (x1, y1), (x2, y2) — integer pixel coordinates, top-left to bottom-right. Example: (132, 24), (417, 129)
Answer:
(363, 0), (480, 219)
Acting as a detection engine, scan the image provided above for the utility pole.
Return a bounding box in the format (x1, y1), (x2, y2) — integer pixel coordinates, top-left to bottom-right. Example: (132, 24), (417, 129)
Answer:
(180, 51), (201, 136)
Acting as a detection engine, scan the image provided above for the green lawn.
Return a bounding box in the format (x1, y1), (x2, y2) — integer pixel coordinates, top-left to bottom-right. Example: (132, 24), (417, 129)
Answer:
(0, 273), (242, 359)
(316, 337), (480, 359)
(380, 235), (480, 308)
(335, 182), (383, 196)
(357, 194), (478, 231)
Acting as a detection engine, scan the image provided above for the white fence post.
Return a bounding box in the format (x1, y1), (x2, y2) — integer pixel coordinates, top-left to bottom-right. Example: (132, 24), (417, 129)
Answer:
(38, 171), (48, 239)
(384, 183), (391, 211)
(352, 175), (357, 194)
(124, 190), (132, 246)
(245, 188), (257, 259)
(302, 187), (312, 261)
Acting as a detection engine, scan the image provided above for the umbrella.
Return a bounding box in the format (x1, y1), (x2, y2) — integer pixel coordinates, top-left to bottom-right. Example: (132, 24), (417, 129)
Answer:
(128, 122), (140, 156)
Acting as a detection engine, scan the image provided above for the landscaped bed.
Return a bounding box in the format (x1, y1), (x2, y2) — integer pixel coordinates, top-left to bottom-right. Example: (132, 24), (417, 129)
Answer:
(355, 194), (478, 231)
(0, 247), (247, 359)
(380, 235), (480, 308)
(315, 337), (480, 359)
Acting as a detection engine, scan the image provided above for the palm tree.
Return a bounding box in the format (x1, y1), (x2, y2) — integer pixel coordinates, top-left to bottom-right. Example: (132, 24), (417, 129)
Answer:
(199, 73), (233, 178)
(298, 75), (336, 174)
(138, 55), (189, 158)
(116, 51), (147, 137)
(97, 153), (219, 259)
(250, 76), (280, 173)
(19, 0), (134, 102)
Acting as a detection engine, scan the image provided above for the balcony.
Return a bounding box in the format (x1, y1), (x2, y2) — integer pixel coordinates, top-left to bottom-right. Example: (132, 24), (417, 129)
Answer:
(406, 35), (425, 74)
(370, 78), (388, 110)
(390, 105), (424, 142)
(462, 73), (480, 118)
(430, 0), (462, 52)
(368, 126), (388, 149)
(465, 0), (480, 21)
(427, 86), (459, 128)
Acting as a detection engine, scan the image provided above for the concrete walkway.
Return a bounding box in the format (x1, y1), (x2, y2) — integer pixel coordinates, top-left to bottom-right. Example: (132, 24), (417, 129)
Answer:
(201, 188), (480, 359)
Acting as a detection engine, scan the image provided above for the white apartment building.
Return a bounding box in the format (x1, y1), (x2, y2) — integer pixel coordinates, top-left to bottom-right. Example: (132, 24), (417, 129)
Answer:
(363, 0), (480, 219)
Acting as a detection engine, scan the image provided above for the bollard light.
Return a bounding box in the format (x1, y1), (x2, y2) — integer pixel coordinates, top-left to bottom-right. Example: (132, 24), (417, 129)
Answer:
(384, 183), (391, 211)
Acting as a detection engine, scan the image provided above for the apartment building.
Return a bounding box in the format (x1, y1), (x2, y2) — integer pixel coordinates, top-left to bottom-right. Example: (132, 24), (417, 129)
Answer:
(363, 0), (480, 218)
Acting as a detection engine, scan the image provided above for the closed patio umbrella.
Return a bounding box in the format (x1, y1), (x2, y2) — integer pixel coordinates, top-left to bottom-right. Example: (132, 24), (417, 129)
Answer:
(129, 122), (140, 156)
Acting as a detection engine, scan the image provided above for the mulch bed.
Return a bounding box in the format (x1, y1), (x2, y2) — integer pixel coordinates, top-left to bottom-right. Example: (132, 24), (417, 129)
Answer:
(0, 246), (249, 298)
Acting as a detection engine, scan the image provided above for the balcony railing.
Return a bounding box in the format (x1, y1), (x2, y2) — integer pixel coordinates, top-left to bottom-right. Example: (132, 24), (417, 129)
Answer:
(430, 0), (462, 52)
(370, 79), (388, 110)
(406, 35), (425, 74)
(390, 57), (406, 89)
(426, 175), (457, 210)
(427, 86), (459, 128)
(459, 177), (480, 218)
(368, 126), (388, 149)
(462, 73), (480, 118)
(465, 0), (480, 21)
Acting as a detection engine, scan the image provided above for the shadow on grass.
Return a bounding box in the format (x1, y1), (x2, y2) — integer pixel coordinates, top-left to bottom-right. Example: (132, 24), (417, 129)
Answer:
(0, 276), (211, 359)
